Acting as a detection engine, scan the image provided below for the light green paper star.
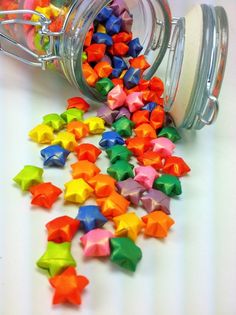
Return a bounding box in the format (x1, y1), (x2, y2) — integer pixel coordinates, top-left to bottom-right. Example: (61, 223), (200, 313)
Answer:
(13, 165), (43, 191)
(43, 113), (66, 131)
(60, 109), (84, 124)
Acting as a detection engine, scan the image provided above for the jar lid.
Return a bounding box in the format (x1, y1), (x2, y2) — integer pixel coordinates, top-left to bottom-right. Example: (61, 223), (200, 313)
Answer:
(163, 4), (229, 129)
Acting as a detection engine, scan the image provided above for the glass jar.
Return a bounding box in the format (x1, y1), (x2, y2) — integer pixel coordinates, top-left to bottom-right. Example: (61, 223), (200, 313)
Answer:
(0, 0), (228, 130)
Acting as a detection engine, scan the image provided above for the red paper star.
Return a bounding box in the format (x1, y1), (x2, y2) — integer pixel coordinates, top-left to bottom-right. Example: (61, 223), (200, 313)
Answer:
(137, 151), (163, 170)
(46, 216), (80, 243)
(162, 156), (191, 177)
(75, 143), (102, 163)
(126, 137), (153, 157)
(49, 267), (89, 305)
(29, 182), (62, 209)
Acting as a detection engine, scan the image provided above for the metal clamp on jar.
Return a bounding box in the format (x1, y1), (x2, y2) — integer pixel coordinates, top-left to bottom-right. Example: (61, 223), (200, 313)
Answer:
(0, 0), (229, 130)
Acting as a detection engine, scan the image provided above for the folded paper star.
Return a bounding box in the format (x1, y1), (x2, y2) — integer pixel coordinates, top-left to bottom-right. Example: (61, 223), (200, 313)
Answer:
(88, 174), (117, 197)
(29, 182), (62, 209)
(158, 126), (181, 143)
(99, 131), (125, 149)
(110, 237), (142, 272)
(43, 113), (66, 131)
(116, 178), (146, 206)
(162, 156), (191, 177)
(49, 267), (89, 305)
(46, 216), (80, 243)
(75, 143), (102, 163)
(113, 212), (144, 241)
(112, 117), (134, 137)
(126, 136), (152, 156)
(52, 132), (77, 152)
(141, 189), (170, 214)
(60, 108), (84, 124)
(107, 160), (134, 181)
(67, 121), (89, 140)
(76, 205), (108, 232)
(64, 179), (93, 204)
(131, 110), (150, 126)
(149, 106), (165, 130)
(107, 85), (127, 110)
(142, 211), (175, 238)
(97, 105), (119, 126)
(37, 242), (76, 277)
(71, 161), (100, 181)
(40, 145), (70, 167)
(67, 97), (90, 112)
(134, 166), (158, 189)
(13, 165), (43, 191)
(153, 174), (182, 197)
(134, 122), (157, 138)
(150, 137), (175, 158)
(106, 145), (132, 163)
(29, 124), (54, 144)
(83, 117), (106, 134)
(137, 151), (163, 170)
(80, 229), (114, 257)
(96, 192), (130, 219)
(115, 106), (131, 120)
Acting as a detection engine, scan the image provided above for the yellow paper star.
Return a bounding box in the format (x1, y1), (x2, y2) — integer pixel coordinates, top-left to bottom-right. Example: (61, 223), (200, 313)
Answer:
(29, 124), (54, 144)
(31, 6), (51, 22)
(113, 212), (144, 241)
(97, 24), (107, 34)
(83, 117), (106, 135)
(64, 179), (93, 204)
(52, 132), (77, 151)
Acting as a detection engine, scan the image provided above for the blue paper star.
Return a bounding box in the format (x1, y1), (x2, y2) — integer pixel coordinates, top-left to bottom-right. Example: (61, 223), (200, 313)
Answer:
(142, 102), (157, 112)
(99, 131), (125, 149)
(41, 145), (70, 167)
(76, 205), (108, 232)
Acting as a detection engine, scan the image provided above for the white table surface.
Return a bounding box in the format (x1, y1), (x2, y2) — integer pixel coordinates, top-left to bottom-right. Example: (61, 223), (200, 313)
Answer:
(0, 1), (236, 315)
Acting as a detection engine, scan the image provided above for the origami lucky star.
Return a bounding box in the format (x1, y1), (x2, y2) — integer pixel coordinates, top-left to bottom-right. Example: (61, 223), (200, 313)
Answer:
(112, 117), (134, 137)
(150, 137), (175, 158)
(75, 143), (102, 163)
(49, 267), (89, 305)
(37, 242), (76, 277)
(67, 121), (89, 140)
(88, 174), (116, 197)
(126, 136), (152, 156)
(40, 145), (70, 167)
(106, 145), (132, 163)
(46, 216), (80, 243)
(97, 105), (119, 125)
(153, 174), (182, 197)
(113, 212), (144, 241)
(99, 131), (125, 149)
(52, 132), (78, 152)
(64, 179), (93, 204)
(162, 156), (191, 177)
(83, 117), (106, 134)
(134, 165), (158, 189)
(116, 178), (146, 206)
(110, 237), (142, 272)
(158, 126), (181, 143)
(115, 106), (131, 121)
(43, 113), (66, 131)
(29, 182), (62, 209)
(13, 165), (43, 191)
(107, 160), (134, 181)
(137, 151), (163, 170)
(141, 189), (171, 214)
(142, 211), (175, 238)
(76, 205), (108, 232)
(60, 108), (84, 124)
(29, 124), (54, 144)
(71, 161), (101, 181)
(80, 229), (114, 257)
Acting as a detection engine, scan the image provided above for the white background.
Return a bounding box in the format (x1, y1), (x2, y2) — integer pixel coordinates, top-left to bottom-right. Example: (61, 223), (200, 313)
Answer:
(0, 0), (236, 314)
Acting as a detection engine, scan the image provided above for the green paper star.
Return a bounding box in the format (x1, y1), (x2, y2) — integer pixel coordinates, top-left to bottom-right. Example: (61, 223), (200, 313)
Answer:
(60, 109), (84, 124)
(36, 242), (76, 277)
(110, 237), (142, 272)
(13, 165), (43, 191)
(82, 51), (87, 63)
(158, 127), (181, 143)
(112, 117), (134, 137)
(95, 78), (114, 96)
(106, 145), (132, 163)
(153, 174), (182, 197)
(43, 113), (66, 131)
(107, 160), (134, 181)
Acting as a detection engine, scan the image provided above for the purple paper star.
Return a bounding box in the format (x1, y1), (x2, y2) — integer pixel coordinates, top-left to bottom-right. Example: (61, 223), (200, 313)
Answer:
(141, 189), (171, 214)
(120, 10), (133, 33)
(115, 106), (131, 121)
(116, 178), (146, 206)
(97, 105), (119, 126)
(110, 0), (128, 16)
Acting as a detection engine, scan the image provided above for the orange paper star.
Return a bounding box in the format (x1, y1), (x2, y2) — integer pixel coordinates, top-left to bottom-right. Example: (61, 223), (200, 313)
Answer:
(71, 161), (100, 181)
(142, 211), (175, 238)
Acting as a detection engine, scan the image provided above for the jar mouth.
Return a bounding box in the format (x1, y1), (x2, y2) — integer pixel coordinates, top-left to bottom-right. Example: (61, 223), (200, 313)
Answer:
(61, 0), (172, 104)
(165, 4), (228, 130)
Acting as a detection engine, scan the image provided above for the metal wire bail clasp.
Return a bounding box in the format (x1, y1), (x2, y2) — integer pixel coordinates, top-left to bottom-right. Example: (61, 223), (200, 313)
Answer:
(0, 9), (64, 70)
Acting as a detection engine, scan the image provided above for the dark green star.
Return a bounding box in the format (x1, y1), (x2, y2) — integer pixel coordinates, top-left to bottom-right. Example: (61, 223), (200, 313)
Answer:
(95, 78), (114, 96)
(158, 126), (181, 143)
(107, 160), (134, 181)
(112, 117), (134, 137)
(106, 145), (132, 163)
(153, 174), (182, 197)
(110, 237), (142, 272)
